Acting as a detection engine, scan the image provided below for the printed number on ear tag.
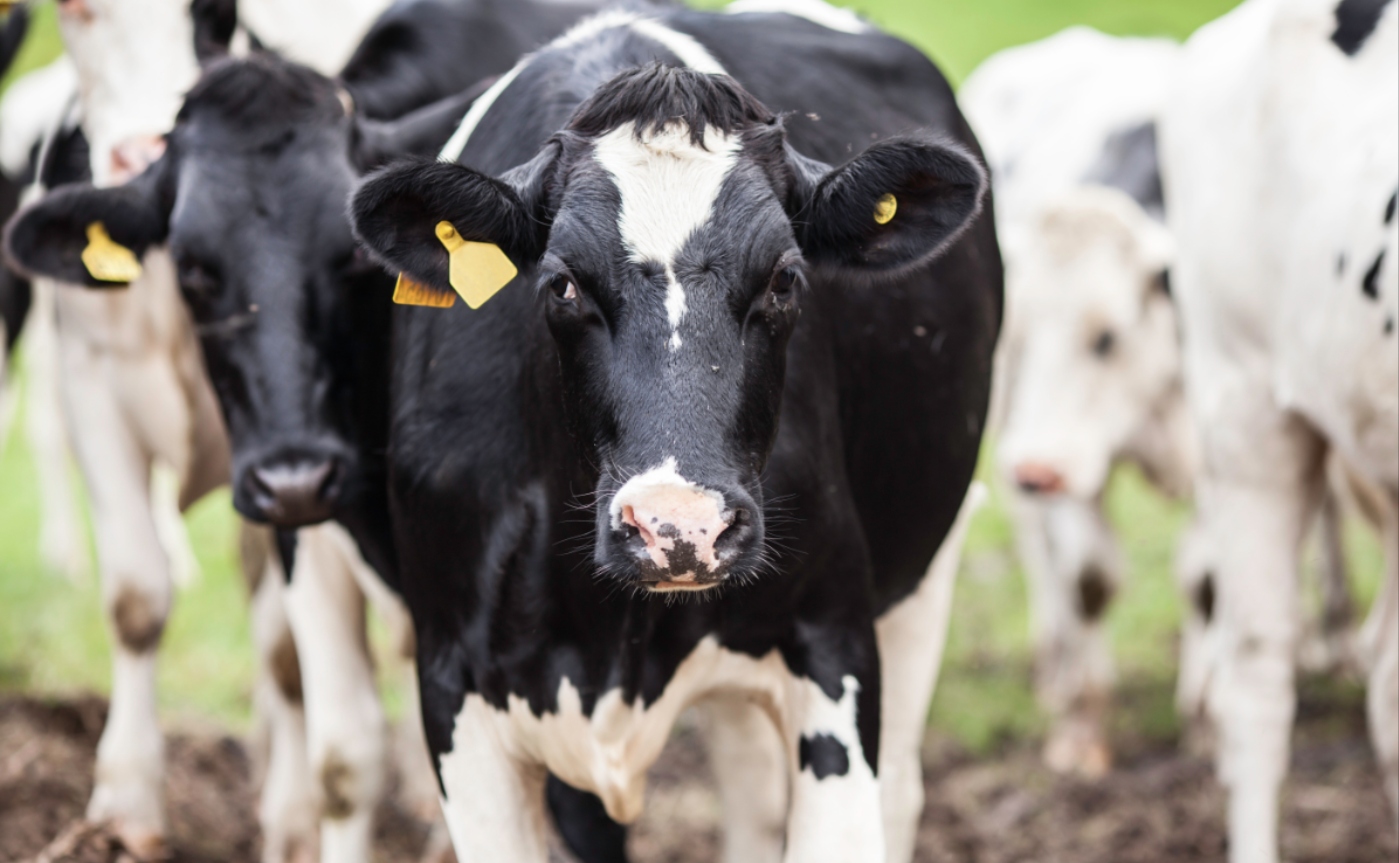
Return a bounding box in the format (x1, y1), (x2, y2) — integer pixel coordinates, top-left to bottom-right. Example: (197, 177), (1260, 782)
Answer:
(393, 272), (457, 308)
(874, 194), (898, 226)
(436, 221), (517, 310)
(81, 222), (143, 283)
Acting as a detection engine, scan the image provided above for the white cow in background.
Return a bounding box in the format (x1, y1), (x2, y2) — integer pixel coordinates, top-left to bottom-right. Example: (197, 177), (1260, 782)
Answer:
(1161, 0), (1398, 860)
(962, 28), (1196, 776)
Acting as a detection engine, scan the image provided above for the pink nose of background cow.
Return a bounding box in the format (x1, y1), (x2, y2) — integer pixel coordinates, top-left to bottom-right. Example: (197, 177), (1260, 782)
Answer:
(1014, 462), (1067, 496)
(613, 479), (732, 585)
(109, 135), (167, 186)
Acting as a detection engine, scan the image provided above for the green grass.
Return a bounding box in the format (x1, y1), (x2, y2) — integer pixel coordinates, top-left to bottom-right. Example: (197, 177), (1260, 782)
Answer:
(0, 0), (1385, 753)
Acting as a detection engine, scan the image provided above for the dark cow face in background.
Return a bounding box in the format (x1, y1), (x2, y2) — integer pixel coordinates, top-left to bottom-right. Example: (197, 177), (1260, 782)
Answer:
(353, 65), (986, 591)
(5, 57), (426, 528)
(166, 62), (383, 527)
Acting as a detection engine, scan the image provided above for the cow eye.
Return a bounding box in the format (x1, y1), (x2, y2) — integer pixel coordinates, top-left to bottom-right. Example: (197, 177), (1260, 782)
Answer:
(547, 273), (578, 302)
(178, 261), (219, 295)
(1092, 328), (1116, 358)
(770, 265), (799, 300)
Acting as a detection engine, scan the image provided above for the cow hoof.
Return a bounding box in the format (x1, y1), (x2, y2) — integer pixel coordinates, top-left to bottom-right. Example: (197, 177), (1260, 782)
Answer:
(1043, 724), (1113, 779)
(108, 820), (171, 862)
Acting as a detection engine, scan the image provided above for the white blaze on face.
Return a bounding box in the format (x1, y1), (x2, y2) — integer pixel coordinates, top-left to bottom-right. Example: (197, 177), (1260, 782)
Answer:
(594, 121), (740, 352)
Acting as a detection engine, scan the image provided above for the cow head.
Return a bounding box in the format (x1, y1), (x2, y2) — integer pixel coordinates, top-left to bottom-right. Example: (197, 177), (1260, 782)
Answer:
(57, 0), (236, 186)
(998, 186), (1177, 500)
(352, 65), (986, 592)
(4, 55), (466, 527)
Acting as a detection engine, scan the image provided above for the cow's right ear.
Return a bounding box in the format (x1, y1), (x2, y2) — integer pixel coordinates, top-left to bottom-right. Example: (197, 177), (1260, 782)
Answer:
(4, 167), (169, 288)
(191, 0), (238, 64)
(350, 150), (556, 295)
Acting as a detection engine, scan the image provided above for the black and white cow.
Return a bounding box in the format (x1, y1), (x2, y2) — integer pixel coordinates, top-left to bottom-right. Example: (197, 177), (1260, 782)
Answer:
(1161, 0), (1397, 860)
(345, 5), (999, 861)
(5, 2), (626, 861)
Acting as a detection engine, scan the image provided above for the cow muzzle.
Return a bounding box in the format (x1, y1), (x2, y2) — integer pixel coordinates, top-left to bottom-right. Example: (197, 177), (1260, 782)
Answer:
(108, 135), (167, 186)
(606, 466), (756, 591)
(238, 456), (344, 528)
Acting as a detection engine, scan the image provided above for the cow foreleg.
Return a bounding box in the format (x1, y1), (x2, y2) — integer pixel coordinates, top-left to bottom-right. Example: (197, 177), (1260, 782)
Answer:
(243, 523), (320, 863)
(61, 361), (171, 858)
(436, 692), (550, 863)
(875, 484), (981, 863)
(1174, 517), (1220, 755)
(1366, 506), (1399, 822)
(1203, 472), (1317, 863)
(24, 281), (88, 581)
(698, 694), (788, 863)
(779, 632), (884, 863)
(1014, 494), (1121, 777)
(282, 525), (387, 863)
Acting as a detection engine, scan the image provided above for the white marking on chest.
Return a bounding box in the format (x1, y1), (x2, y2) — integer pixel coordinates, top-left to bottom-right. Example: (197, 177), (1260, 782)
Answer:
(594, 123), (740, 351)
(438, 637), (792, 824)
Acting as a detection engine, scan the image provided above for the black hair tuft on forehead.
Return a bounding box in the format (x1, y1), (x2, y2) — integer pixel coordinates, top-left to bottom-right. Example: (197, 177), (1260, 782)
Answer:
(568, 63), (776, 147)
(180, 54), (342, 128)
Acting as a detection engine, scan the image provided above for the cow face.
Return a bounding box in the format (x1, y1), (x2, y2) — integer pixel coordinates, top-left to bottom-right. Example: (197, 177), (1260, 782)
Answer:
(352, 65), (986, 591)
(57, 0), (233, 186)
(4, 58), (409, 528)
(998, 187), (1177, 500)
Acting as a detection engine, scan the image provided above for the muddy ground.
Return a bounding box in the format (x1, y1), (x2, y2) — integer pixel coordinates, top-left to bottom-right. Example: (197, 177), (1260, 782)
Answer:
(1, 683), (1394, 863)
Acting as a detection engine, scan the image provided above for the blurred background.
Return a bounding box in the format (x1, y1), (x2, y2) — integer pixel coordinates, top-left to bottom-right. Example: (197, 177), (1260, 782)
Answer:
(0, 1), (1391, 862)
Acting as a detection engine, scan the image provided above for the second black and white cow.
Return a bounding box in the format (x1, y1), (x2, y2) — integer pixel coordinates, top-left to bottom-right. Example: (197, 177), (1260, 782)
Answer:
(348, 6), (999, 861)
(3, 1), (618, 861)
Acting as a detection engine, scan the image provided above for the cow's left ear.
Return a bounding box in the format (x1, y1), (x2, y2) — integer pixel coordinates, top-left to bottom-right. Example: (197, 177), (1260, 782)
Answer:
(790, 134), (986, 275)
(4, 163), (170, 287)
(350, 146), (558, 297)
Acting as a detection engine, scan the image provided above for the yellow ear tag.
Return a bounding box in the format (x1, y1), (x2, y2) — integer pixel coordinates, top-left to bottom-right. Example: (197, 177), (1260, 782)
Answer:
(81, 221), (143, 283)
(393, 272), (457, 308)
(435, 221), (517, 310)
(873, 194), (898, 226)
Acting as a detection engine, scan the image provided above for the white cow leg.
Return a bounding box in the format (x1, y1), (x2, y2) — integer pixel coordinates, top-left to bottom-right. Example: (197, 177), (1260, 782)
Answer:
(63, 367), (171, 858)
(243, 523), (319, 863)
(1015, 494), (1119, 777)
(698, 695), (788, 863)
(1366, 509), (1399, 821)
(1205, 479), (1315, 863)
(875, 484), (981, 863)
(437, 695), (550, 863)
(322, 524), (449, 860)
(1174, 518), (1220, 754)
(780, 664), (885, 863)
(282, 525), (387, 863)
(24, 282), (89, 581)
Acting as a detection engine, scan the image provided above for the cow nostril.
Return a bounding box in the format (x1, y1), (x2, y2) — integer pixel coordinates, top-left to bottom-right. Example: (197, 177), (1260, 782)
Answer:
(620, 504), (656, 548)
(713, 506), (754, 561)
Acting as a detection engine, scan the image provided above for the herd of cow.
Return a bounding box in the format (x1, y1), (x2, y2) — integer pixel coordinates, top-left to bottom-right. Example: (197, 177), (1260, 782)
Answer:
(0, 0), (1392, 861)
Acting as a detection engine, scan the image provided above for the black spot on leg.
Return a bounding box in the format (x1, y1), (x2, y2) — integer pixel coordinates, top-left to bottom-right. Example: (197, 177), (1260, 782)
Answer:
(798, 734), (850, 779)
(1385, 316), (1395, 335)
(1337, 252), (1348, 276)
(1331, 0), (1395, 56)
(1362, 250), (1385, 300)
(1386, 189), (1397, 225)
(1195, 572), (1217, 625)
(1077, 565), (1113, 622)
